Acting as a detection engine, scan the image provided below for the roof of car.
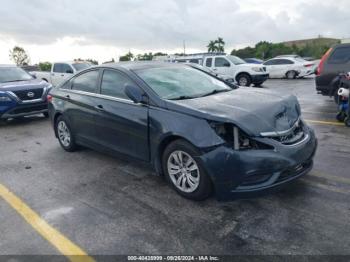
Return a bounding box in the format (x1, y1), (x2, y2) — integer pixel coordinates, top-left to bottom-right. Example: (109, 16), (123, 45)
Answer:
(0, 64), (16, 68)
(98, 61), (184, 71)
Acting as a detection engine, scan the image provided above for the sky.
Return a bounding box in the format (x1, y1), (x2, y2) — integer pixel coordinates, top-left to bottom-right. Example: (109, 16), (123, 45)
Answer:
(0, 0), (349, 64)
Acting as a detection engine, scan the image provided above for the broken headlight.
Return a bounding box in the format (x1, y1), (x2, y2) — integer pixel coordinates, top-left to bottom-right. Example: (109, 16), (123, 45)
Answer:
(209, 122), (273, 150)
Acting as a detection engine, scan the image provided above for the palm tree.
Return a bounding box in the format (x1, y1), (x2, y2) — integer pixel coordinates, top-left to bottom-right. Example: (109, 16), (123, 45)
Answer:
(215, 37), (225, 52)
(207, 40), (217, 52)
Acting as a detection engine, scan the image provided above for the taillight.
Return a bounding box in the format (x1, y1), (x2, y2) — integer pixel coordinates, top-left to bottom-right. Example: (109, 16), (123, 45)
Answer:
(47, 94), (53, 102)
(316, 48), (332, 76)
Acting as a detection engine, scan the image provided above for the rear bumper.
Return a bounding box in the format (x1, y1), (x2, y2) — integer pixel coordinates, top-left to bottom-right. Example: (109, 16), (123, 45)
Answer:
(251, 74), (269, 84)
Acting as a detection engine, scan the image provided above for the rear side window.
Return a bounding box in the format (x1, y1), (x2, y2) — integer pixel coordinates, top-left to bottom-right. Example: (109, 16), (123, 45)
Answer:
(100, 70), (133, 100)
(72, 70), (99, 93)
(264, 60), (277, 65)
(53, 63), (73, 73)
(328, 47), (350, 64)
(206, 58), (212, 67)
(279, 59), (294, 65)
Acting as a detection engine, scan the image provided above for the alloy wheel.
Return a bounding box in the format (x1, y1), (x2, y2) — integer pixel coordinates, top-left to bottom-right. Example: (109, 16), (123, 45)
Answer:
(167, 150), (200, 193)
(57, 121), (71, 147)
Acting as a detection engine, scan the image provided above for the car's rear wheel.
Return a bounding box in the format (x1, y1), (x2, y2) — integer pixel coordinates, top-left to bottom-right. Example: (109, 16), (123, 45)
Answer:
(237, 73), (252, 86)
(55, 116), (77, 152)
(162, 139), (213, 200)
(286, 70), (297, 79)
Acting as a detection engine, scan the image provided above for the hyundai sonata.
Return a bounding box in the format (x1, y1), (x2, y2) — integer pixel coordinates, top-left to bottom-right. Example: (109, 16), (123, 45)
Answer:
(48, 62), (317, 200)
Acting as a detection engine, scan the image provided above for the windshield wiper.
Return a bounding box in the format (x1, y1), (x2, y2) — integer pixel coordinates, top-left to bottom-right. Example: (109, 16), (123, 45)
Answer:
(199, 89), (231, 98)
(169, 95), (198, 100)
(1, 79), (26, 83)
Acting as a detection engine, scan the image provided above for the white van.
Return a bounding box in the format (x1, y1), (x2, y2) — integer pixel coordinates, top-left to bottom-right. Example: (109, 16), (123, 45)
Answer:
(170, 53), (269, 87)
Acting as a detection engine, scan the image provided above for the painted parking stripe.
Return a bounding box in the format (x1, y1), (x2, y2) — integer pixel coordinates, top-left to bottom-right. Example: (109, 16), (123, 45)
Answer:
(305, 119), (345, 126)
(0, 183), (95, 262)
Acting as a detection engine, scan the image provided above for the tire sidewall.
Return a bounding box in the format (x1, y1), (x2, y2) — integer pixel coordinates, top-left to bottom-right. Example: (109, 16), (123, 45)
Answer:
(162, 140), (213, 200)
(286, 71), (296, 79)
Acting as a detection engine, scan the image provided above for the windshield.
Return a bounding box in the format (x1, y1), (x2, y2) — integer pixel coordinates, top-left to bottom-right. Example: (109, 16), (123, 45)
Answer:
(0, 67), (33, 83)
(135, 66), (232, 100)
(227, 55), (246, 65)
(72, 63), (91, 71)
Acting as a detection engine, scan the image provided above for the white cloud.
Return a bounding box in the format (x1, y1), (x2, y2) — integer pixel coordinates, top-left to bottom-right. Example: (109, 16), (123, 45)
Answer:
(0, 0), (348, 64)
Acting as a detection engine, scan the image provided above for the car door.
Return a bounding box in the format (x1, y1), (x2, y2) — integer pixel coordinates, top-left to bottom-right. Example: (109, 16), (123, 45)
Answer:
(213, 57), (232, 75)
(93, 69), (149, 161)
(64, 69), (101, 144)
(263, 59), (280, 78)
(51, 63), (74, 86)
(323, 46), (350, 86)
(278, 59), (295, 77)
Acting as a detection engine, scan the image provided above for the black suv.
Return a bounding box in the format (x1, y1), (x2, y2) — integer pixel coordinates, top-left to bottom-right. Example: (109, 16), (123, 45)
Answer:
(316, 43), (350, 101)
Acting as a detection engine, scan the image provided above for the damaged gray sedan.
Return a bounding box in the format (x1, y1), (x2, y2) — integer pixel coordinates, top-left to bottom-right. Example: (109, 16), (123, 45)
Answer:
(49, 62), (317, 201)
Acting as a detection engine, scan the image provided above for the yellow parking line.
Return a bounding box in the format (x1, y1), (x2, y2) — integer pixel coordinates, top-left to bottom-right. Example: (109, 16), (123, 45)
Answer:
(305, 119), (345, 126)
(0, 183), (95, 262)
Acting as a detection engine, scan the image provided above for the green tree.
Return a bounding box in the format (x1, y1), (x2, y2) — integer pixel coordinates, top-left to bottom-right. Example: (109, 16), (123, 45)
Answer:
(207, 40), (218, 52)
(137, 52), (153, 61)
(231, 46), (256, 58)
(38, 62), (52, 72)
(215, 37), (225, 52)
(119, 52), (134, 61)
(86, 59), (98, 65)
(255, 41), (272, 59)
(9, 46), (30, 66)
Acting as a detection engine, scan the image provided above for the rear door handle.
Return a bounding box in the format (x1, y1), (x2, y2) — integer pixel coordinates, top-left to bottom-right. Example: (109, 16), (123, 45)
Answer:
(95, 105), (105, 111)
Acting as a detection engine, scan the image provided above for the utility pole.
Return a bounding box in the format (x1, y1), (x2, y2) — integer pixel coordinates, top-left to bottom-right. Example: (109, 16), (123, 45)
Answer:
(183, 40), (186, 55)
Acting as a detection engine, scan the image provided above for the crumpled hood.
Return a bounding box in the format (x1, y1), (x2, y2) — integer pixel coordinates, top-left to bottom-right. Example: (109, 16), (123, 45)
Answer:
(165, 88), (300, 136)
(0, 79), (50, 92)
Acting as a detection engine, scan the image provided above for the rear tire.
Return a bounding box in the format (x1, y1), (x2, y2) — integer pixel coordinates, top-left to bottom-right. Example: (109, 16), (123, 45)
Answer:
(237, 73), (252, 87)
(286, 70), (297, 79)
(162, 139), (213, 201)
(55, 116), (77, 152)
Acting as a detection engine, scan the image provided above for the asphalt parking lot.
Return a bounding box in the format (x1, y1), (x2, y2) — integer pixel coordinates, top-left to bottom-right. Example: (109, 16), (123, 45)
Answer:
(1, 78), (350, 259)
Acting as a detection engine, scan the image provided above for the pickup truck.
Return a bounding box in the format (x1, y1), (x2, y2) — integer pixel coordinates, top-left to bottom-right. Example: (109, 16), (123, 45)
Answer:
(31, 61), (91, 86)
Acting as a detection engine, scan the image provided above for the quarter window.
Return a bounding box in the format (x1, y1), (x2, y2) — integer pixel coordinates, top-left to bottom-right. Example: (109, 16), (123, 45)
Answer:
(206, 58), (212, 67)
(215, 57), (230, 67)
(328, 47), (350, 64)
(101, 70), (133, 100)
(72, 70), (99, 93)
(53, 63), (73, 73)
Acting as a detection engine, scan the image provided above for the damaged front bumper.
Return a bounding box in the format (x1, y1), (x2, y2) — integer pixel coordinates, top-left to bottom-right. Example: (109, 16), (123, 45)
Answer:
(198, 126), (317, 201)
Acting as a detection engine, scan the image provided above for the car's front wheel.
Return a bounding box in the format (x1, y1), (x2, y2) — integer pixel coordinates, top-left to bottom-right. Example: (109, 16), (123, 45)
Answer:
(236, 73), (252, 86)
(55, 116), (77, 152)
(162, 139), (213, 200)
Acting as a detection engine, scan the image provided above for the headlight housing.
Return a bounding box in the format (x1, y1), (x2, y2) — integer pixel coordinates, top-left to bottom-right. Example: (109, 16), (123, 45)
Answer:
(209, 122), (273, 150)
(251, 67), (263, 72)
(0, 92), (12, 102)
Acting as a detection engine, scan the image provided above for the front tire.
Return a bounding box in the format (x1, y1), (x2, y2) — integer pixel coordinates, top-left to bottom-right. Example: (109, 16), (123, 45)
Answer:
(55, 116), (77, 152)
(162, 140), (213, 201)
(237, 73), (252, 87)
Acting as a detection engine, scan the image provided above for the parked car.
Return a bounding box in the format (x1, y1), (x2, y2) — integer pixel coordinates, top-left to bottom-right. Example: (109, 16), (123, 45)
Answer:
(263, 57), (316, 79)
(31, 61), (91, 87)
(316, 43), (350, 102)
(0, 65), (52, 121)
(48, 62), (317, 200)
(171, 53), (269, 87)
(244, 58), (263, 64)
(185, 63), (236, 86)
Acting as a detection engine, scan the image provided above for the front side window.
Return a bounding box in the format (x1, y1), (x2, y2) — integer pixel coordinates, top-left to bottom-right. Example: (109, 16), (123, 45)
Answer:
(0, 67), (33, 83)
(215, 57), (230, 67)
(53, 63), (63, 73)
(135, 66), (231, 100)
(264, 59), (277, 65)
(61, 64), (73, 74)
(72, 70), (99, 93)
(100, 70), (132, 100)
(279, 59), (294, 65)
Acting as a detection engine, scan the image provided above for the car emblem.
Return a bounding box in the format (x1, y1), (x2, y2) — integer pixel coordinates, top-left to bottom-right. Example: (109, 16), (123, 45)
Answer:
(27, 92), (35, 98)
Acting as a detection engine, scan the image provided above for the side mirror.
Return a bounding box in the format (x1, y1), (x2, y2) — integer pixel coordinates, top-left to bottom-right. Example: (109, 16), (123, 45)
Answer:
(125, 84), (147, 104)
(66, 69), (74, 74)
